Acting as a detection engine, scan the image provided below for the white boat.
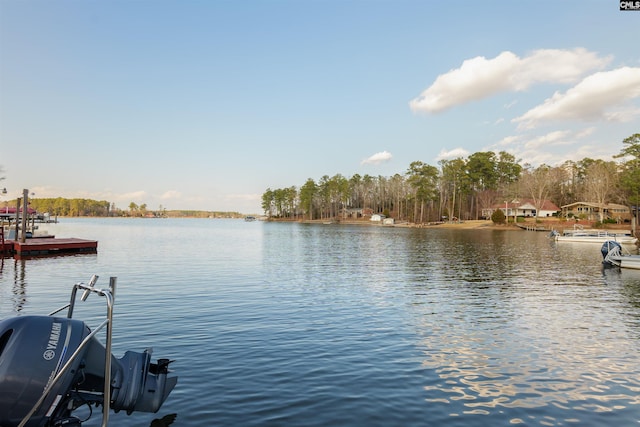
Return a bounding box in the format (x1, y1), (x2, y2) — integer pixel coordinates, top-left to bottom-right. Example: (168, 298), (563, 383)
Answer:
(601, 240), (640, 270)
(549, 224), (638, 245)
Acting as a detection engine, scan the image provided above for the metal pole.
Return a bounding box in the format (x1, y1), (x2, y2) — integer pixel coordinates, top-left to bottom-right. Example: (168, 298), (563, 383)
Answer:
(20, 189), (28, 243)
(14, 198), (20, 239)
(101, 277), (117, 427)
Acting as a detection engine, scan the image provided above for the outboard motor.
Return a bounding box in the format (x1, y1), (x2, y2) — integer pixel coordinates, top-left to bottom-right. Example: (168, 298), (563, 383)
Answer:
(0, 276), (177, 427)
(601, 240), (622, 267)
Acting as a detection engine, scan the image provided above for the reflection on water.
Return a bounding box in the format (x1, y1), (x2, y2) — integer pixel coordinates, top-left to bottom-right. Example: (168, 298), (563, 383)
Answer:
(0, 219), (639, 426)
(603, 266), (640, 308)
(407, 231), (640, 425)
(0, 258), (28, 312)
(259, 224), (640, 426)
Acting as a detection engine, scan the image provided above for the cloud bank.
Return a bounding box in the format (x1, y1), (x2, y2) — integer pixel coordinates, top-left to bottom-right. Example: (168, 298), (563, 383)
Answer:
(411, 48), (640, 167)
(409, 48), (610, 113)
(513, 67), (640, 129)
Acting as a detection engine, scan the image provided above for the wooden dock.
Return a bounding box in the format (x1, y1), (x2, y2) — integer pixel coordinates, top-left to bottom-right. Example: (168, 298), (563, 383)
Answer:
(1, 237), (98, 257)
(516, 224), (551, 232)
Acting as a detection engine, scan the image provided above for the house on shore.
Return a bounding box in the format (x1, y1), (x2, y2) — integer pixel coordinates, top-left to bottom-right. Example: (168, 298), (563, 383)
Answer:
(341, 208), (371, 219)
(560, 202), (633, 223)
(482, 199), (560, 219)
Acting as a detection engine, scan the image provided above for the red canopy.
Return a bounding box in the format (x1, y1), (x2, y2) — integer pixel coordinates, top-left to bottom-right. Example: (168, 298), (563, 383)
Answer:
(0, 206), (37, 215)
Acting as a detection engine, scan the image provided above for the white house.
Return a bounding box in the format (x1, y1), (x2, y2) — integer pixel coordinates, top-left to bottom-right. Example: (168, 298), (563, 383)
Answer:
(482, 199), (560, 219)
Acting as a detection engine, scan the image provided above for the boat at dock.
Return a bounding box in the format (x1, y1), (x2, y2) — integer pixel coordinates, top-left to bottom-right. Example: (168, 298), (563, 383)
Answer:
(549, 224), (638, 245)
(601, 240), (640, 270)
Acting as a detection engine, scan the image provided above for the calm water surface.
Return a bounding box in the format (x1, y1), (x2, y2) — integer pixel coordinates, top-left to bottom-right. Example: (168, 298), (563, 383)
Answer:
(1, 218), (639, 426)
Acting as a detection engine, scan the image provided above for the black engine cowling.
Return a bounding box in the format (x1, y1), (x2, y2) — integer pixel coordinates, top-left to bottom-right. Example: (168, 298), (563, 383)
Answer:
(0, 316), (89, 427)
(0, 315), (177, 426)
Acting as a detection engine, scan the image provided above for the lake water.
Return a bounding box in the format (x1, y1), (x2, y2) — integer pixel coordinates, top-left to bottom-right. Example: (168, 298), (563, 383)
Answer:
(1, 218), (639, 427)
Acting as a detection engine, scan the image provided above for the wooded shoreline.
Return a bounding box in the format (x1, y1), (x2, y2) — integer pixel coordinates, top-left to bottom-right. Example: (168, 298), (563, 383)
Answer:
(284, 217), (637, 233)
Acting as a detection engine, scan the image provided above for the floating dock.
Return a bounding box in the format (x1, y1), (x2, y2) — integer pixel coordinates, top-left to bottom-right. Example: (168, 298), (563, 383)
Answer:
(1, 237), (98, 257)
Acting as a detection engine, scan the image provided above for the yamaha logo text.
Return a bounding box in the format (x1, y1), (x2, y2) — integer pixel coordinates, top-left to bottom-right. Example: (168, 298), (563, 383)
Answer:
(43, 321), (62, 360)
(620, 1), (640, 10)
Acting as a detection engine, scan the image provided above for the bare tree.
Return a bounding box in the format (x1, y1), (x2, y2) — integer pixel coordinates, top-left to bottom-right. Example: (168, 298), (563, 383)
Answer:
(438, 158), (467, 221)
(519, 164), (562, 220)
(582, 160), (619, 222)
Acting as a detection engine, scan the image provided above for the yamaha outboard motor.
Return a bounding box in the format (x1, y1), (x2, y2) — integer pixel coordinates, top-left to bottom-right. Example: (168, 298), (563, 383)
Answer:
(601, 240), (622, 267)
(0, 276), (177, 427)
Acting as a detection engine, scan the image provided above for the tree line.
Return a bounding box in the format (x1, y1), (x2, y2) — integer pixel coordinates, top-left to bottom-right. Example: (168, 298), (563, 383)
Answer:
(261, 133), (640, 223)
(6, 197), (243, 218)
(6, 197), (112, 217)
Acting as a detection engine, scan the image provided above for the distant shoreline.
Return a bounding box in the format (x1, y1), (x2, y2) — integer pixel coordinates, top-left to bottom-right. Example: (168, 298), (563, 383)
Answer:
(292, 218), (636, 233)
(45, 216), (635, 235)
(303, 219), (516, 230)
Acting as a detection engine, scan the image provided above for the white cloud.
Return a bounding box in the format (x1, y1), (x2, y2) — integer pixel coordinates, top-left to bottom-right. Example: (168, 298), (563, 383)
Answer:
(513, 67), (640, 129)
(226, 193), (261, 201)
(602, 106), (640, 122)
(160, 190), (182, 200)
(513, 149), (556, 167)
(575, 126), (597, 139)
(527, 143), (614, 167)
(361, 151), (393, 165)
(119, 191), (147, 201)
(490, 125), (622, 168)
(17, 186), (57, 199)
(435, 147), (470, 161)
(516, 48), (609, 87)
(523, 130), (573, 150)
(495, 135), (522, 148)
(409, 48), (610, 113)
(571, 144), (614, 161)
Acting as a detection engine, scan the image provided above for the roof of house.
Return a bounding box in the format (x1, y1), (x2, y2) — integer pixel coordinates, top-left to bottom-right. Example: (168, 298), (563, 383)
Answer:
(561, 202), (629, 210)
(492, 199), (559, 211)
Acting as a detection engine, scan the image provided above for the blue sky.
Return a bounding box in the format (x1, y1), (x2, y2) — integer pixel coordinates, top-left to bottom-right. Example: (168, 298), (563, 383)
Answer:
(1, 1), (639, 214)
